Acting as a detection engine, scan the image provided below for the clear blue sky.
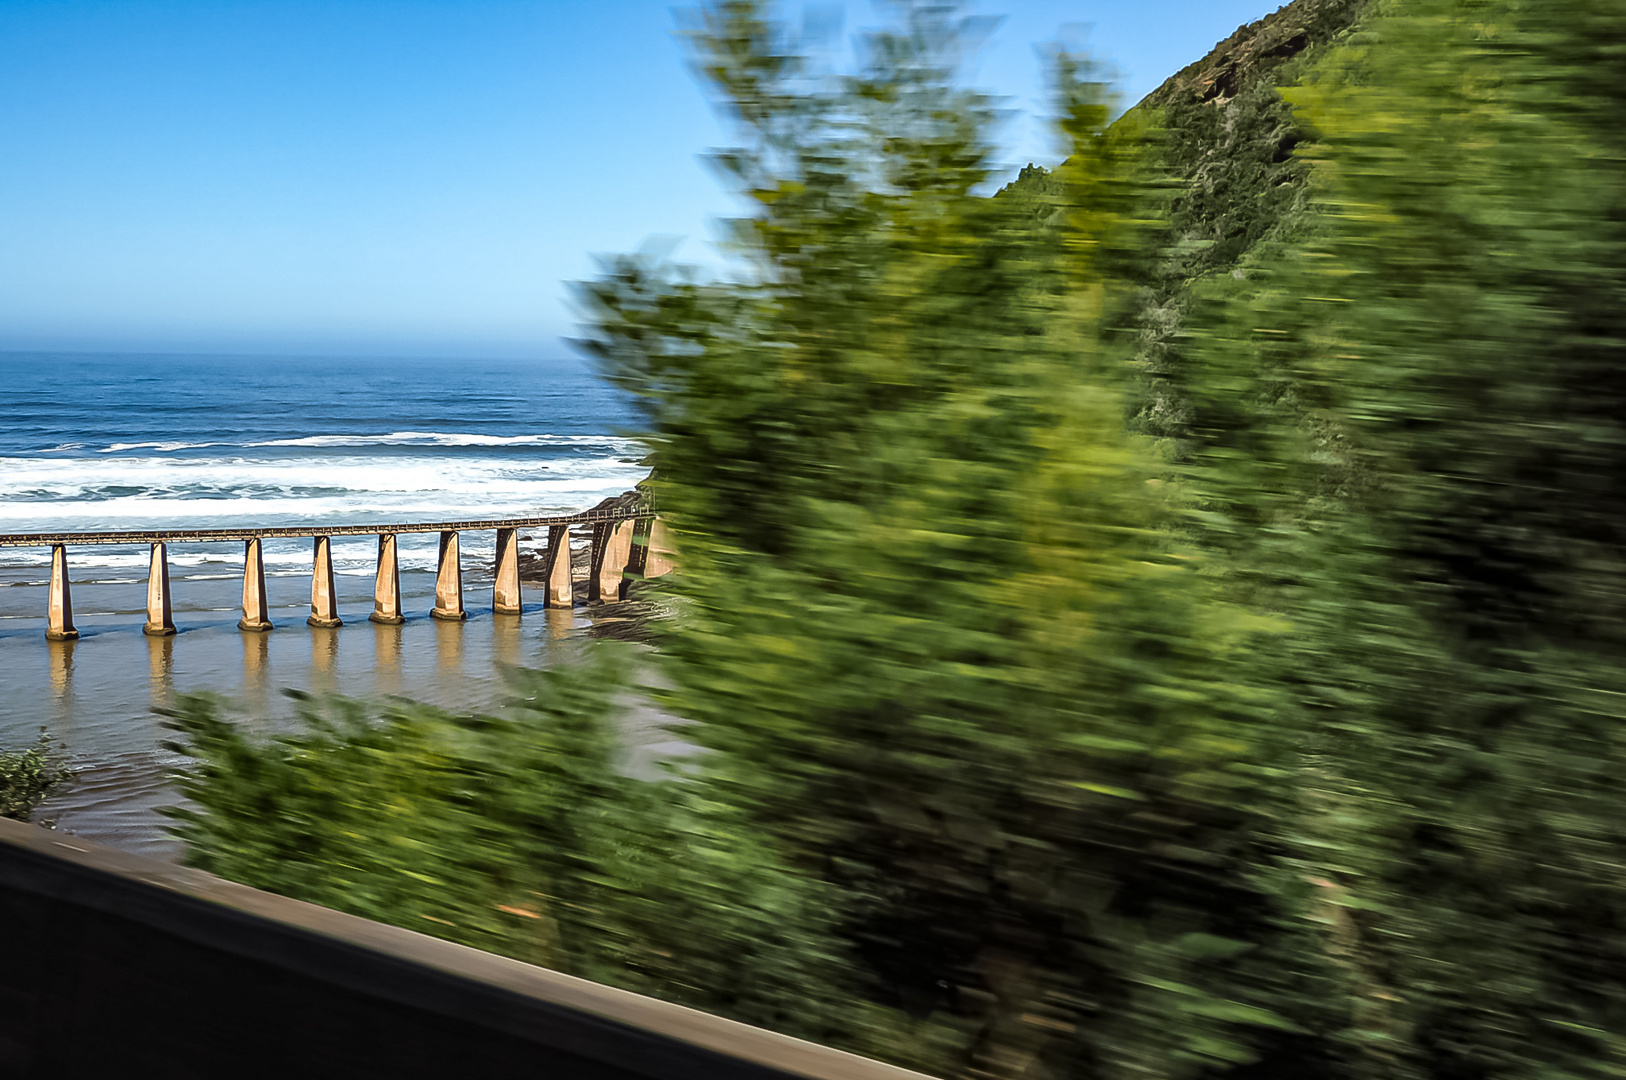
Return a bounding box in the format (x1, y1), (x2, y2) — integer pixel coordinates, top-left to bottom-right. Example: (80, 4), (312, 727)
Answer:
(0, 1), (1277, 359)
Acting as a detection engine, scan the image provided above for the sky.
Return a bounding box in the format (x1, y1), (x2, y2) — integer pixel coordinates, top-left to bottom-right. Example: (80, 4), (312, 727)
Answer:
(0, 0), (1280, 360)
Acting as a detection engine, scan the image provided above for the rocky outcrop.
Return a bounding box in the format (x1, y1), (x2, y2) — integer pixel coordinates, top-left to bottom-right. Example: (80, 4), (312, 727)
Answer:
(1138, 0), (1369, 110)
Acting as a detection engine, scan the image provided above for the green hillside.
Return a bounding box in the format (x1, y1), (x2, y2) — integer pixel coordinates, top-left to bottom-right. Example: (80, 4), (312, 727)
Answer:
(1000, 0), (1374, 441)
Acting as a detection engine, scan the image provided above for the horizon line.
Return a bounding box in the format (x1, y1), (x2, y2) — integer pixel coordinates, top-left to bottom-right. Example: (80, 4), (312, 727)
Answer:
(0, 346), (593, 365)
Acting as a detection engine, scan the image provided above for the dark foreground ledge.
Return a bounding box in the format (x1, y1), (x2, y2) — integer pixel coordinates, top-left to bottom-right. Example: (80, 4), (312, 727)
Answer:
(0, 817), (930, 1080)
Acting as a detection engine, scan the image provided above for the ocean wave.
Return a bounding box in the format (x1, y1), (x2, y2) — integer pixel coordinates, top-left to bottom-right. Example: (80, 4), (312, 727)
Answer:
(0, 432), (646, 582)
(0, 454), (646, 509)
(0, 480), (638, 516)
(247, 431), (644, 451)
(99, 441), (222, 453)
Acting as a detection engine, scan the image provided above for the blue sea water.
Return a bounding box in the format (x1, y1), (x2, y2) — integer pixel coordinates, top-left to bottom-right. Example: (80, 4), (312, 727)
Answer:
(0, 351), (643, 534)
(0, 352), (655, 858)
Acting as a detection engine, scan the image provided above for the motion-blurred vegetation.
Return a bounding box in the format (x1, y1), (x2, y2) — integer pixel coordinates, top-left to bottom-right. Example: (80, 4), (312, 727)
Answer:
(161, 655), (876, 1046)
(0, 731), (71, 821)
(164, 1), (1626, 1077)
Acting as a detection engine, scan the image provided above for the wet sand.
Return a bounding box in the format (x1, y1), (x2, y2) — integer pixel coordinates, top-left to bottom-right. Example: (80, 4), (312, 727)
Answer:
(0, 543), (674, 862)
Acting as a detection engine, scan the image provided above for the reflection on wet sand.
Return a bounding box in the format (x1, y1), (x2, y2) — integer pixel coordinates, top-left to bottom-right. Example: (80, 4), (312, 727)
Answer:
(241, 630), (272, 715)
(6, 590), (637, 860)
(373, 620), (404, 698)
(434, 615), (464, 682)
(492, 612), (522, 672)
(49, 638), (74, 704)
(545, 606), (578, 651)
(310, 627), (340, 694)
(147, 633), (174, 705)
(48, 639), (76, 745)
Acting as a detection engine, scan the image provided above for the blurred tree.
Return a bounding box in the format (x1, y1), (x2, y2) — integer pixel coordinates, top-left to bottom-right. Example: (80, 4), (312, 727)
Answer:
(580, 4), (1332, 1076)
(161, 657), (861, 1045)
(1129, 0), (1373, 447)
(0, 732), (71, 821)
(1186, 0), (1626, 1075)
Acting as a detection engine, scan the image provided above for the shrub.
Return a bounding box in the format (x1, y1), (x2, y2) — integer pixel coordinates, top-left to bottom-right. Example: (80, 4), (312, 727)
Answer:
(0, 731), (71, 821)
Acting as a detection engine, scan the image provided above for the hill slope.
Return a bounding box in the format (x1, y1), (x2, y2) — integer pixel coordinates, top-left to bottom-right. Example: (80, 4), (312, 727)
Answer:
(998, 0), (1374, 439)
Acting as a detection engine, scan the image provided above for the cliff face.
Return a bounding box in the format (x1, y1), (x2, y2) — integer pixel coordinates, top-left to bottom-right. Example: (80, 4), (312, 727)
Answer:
(994, 0), (1377, 439)
(1138, 0), (1371, 111)
(1132, 0), (1374, 441)
(1143, 0), (1374, 281)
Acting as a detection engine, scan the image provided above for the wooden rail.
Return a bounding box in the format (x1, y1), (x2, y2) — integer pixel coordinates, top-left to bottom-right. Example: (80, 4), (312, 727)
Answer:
(16, 496), (672, 641)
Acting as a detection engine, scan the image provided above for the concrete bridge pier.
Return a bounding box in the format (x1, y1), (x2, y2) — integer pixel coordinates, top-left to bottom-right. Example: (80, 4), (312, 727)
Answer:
(370, 533), (404, 625)
(625, 518), (653, 597)
(493, 527), (521, 614)
(46, 544), (78, 641)
(543, 524), (572, 608)
(431, 530), (466, 621)
(589, 520), (633, 603)
(144, 542), (176, 637)
(239, 538), (273, 632)
(646, 517), (676, 579)
(308, 536), (342, 628)
(643, 517), (676, 579)
(610, 519), (635, 599)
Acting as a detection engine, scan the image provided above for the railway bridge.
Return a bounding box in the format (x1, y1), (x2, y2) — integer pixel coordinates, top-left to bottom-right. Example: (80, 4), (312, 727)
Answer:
(0, 494), (673, 640)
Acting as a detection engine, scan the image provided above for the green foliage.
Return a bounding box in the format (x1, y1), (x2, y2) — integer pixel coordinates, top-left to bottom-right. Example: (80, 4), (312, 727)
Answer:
(578, 5), (1325, 1077)
(1185, 0), (1626, 1076)
(160, 651), (862, 1044)
(0, 731), (71, 821)
(1128, 0), (1373, 445)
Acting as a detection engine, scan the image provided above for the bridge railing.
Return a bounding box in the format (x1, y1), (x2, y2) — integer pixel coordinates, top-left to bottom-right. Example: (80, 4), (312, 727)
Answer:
(4, 498), (673, 641)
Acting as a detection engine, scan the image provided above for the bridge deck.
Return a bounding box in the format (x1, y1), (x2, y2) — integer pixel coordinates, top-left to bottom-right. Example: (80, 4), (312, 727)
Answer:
(0, 506), (653, 548)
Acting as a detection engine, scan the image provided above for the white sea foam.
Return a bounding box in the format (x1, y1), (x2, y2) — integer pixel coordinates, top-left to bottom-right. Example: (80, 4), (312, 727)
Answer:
(0, 444), (645, 580)
(248, 431), (644, 451)
(0, 388), (648, 593)
(0, 454), (644, 510)
(99, 441), (222, 453)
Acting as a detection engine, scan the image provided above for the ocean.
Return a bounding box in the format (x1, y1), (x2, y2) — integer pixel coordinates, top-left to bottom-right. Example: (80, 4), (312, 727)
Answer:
(0, 351), (649, 858)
